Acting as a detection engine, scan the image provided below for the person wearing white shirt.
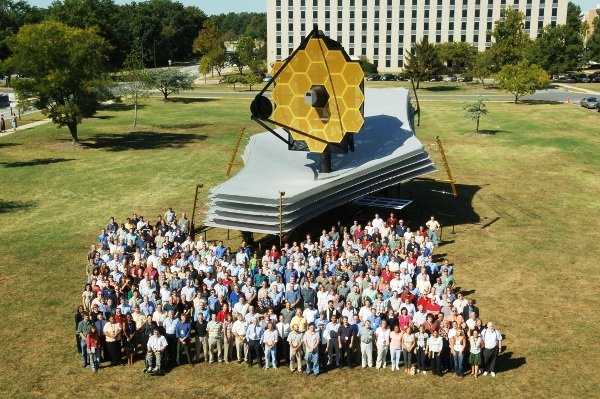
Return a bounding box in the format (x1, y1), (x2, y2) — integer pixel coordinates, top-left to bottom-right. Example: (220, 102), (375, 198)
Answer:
(302, 304), (319, 324)
(426, 329), (444, 376)
(453, 293), (468, 315)
(233, 297), (249, 319)
(232, 314), (249, 363)
(372, 213), (384, 230)
(180, 281), (195, 301)
(481, 322), (502, 377)
(374, 319), (391, 369)
(276, 316), (291, 366)
(145, 328), (168, 373)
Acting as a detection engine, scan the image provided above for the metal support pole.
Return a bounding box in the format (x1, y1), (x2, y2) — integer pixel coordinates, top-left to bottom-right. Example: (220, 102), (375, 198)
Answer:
(227, 128), (245, 177)
(320, 148), (332, 173)
(435, 136), (458, 197)
(190, 184), (203, 240)
(279, 191), (285, 248)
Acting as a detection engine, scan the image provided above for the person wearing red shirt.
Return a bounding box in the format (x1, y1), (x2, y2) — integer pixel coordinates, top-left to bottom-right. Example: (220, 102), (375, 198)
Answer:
(381, 266), (394, 284)
(417, 293), (430, 310)
(144, 264), (159, 281)
(425, 297), (441, 318)
(423, 314), (439, 334)
(217, 303), (230, 323)
(400, 288), (415, 304)
(386, 213), (398, 231)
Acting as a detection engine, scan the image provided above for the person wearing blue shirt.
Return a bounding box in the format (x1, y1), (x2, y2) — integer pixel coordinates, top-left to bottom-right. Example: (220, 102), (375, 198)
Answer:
(228, 288), (241, 306)
(377, 253), (390, 268)
(246, 317), (264, 367)
(98, 230), (109, 249)
(367, 309), (382, 330)
(285, 286), (301, 309)
(213, 241), (225, 259)
(253, 267), (267, 288)
(175, 314), (192, 365)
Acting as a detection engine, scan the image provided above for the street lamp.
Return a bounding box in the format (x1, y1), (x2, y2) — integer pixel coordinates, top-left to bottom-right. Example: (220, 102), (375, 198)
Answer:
(279, 191), (285, 248)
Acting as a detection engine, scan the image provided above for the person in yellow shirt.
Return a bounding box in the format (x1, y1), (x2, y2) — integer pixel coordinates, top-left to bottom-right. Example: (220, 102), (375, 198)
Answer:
(290, 308), (307, 333)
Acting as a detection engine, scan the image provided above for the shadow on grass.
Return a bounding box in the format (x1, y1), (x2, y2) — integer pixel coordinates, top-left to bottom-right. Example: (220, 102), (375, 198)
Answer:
(423, 85), (461, 92)
(168, 97), (218, 104)
(80, 131), (207, 151)
(155, 122), (212, 130)
(497, 351), (526, 372)
(1, 158), (75, 168)
(0, 199), (37, 213)
(519, 100), (563, 105)
(0, 143), (20, 148)
(476, 129), (506, 135)
(99, 103), (149, 112)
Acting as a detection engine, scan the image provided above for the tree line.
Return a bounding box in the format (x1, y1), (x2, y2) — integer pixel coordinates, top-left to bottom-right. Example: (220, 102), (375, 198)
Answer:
(404, 4), (600, 107)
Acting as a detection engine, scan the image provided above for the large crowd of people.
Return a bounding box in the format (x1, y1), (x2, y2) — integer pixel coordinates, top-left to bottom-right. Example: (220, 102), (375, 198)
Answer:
(76, 208), (504, 378)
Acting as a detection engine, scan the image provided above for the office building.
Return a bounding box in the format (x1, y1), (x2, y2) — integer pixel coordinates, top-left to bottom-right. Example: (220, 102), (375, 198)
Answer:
(267, 0), (568, 71)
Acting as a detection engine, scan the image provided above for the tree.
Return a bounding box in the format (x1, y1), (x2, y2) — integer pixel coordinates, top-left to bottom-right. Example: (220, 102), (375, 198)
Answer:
(236, 35), (255, 73)
(495, 61), (550, 103)
(6, 21), (110, 142)
(358, 56), (377, 74)
(472, 50), (493, 84)
(463, 96), (489, 133)
(488, 7), (531, 72)
(193, 19), (227, 76)
(587, 10), (600, 63)
(119, 46), (148, 127)
(403, 37), (442, 89)
(530, 3), (586, 75)
(199, 55), (213, 83)
(242, 74), (263, 91)
(437, 42), (477, 73)
(144, 68), (194, 100)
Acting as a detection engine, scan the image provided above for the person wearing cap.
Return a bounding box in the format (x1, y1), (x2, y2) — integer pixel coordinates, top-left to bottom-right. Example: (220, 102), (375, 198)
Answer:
(358, 319), (374, 368)
(145, 328), (168, 374)
(481, 322), (502, 377)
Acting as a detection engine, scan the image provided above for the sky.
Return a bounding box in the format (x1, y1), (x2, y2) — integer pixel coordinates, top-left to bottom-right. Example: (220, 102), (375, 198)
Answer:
(22, 0), (600, 15)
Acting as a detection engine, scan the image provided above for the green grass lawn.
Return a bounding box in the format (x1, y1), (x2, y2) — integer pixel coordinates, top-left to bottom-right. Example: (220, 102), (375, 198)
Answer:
(0, 94), (598, 397)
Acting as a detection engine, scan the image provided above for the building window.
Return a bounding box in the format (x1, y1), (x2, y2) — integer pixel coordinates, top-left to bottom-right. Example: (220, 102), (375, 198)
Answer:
(474, 22), (479, 30)
(362, 23), (367, 30)
(398, 59), (403, 67)
(461, 22), (466, 29)
(487, 9), (492, 17)
(424, 22), (429, 30)
(448, 35), (453, 42)
(526, 9), (531, 16)
(289, 11), (293, 18)
(387, 23), (392, 30)
(449, 22), (454, 30)
(412, 10), (417, 18)
(350, 11), (355, 18)
(475, 9), (480, 17)
(289, 23), (293, 30)
(461, 34), (466, 41)
(474, 34), (479, 42)
(337, 23), (342, 30)
(450, 10), (455, 17)
(338, 10), (342, 18)
(462, 9), (467, 17)
(276, 0), (281, 6)
(552, 7), (557, 16)
(277, 48), (281, 56)
(276, 11), (281, 18)
(387, 9), (392, 18)
(411, 22), (416, 30)
(399, 22), (404, 30)
(437, 9), (442, 17)
(436, 22), (442, 30)
(386, 47), (391, 55)
(386, 60), (391, 68)
(436, 34), (441, 42)
(313, 11), (318, 18)
(325, 11), (330, 18)
(487, 22), (492, 29)
(374, 48), (379, 55)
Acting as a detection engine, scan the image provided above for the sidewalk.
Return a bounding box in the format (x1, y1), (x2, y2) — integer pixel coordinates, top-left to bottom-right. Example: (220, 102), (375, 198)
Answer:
(0, 118), (51, 139)
(555, 83), (600, 95)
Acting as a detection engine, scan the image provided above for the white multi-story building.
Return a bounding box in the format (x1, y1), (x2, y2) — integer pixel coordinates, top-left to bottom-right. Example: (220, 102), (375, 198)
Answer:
(267, 0), (568, 71)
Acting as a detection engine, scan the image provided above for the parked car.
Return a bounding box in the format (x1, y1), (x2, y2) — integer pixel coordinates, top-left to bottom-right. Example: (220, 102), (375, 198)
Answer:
(443, 75), (457, 82)
(576, 74), (590, 83)
(262, 76), (273, 83)
(381, 73), (396, 81)
(580, 96), (600, 109)
(366, 74), (381, 81)
(457, 75), (473, 82)
(429, 75), (443, 82)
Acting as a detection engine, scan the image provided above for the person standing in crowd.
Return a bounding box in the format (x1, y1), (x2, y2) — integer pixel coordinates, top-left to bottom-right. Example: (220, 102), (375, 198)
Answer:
(0, 114), (6, 132)
(427, 329), (443, 377)
(263, 321), (279, 369)
(415, 324), (429, 374)
(375, 319), (390, 369)
(85, 325), (101, 372)
(175, 314), (192, 365)
(246, 317), (264, 368)
(451, 328), (466, 378)
(426, 215), (441, 247)
(232, 313), (248, 363)
(76, 309), (91, 367)
(303, 322), (320, 376)
(339, 316), (354, 368)
(469, 329), (484, 378)
(194, 313), (209, 363)
(326, 314), (341, 369)
(288, 323), (304, 372)
(401, 325), (416, 373)
(104, 314), (122, 366)
(123, 313), (137, 366)
(359, 319), (374, 368)
(207, 313), (223, 363)
(389, 324), (403, 371)
(223, 313), (234, 363)
(482, 321), (503, 377)
(163, 310), (178, 367)
(144, 328), (168, 374)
